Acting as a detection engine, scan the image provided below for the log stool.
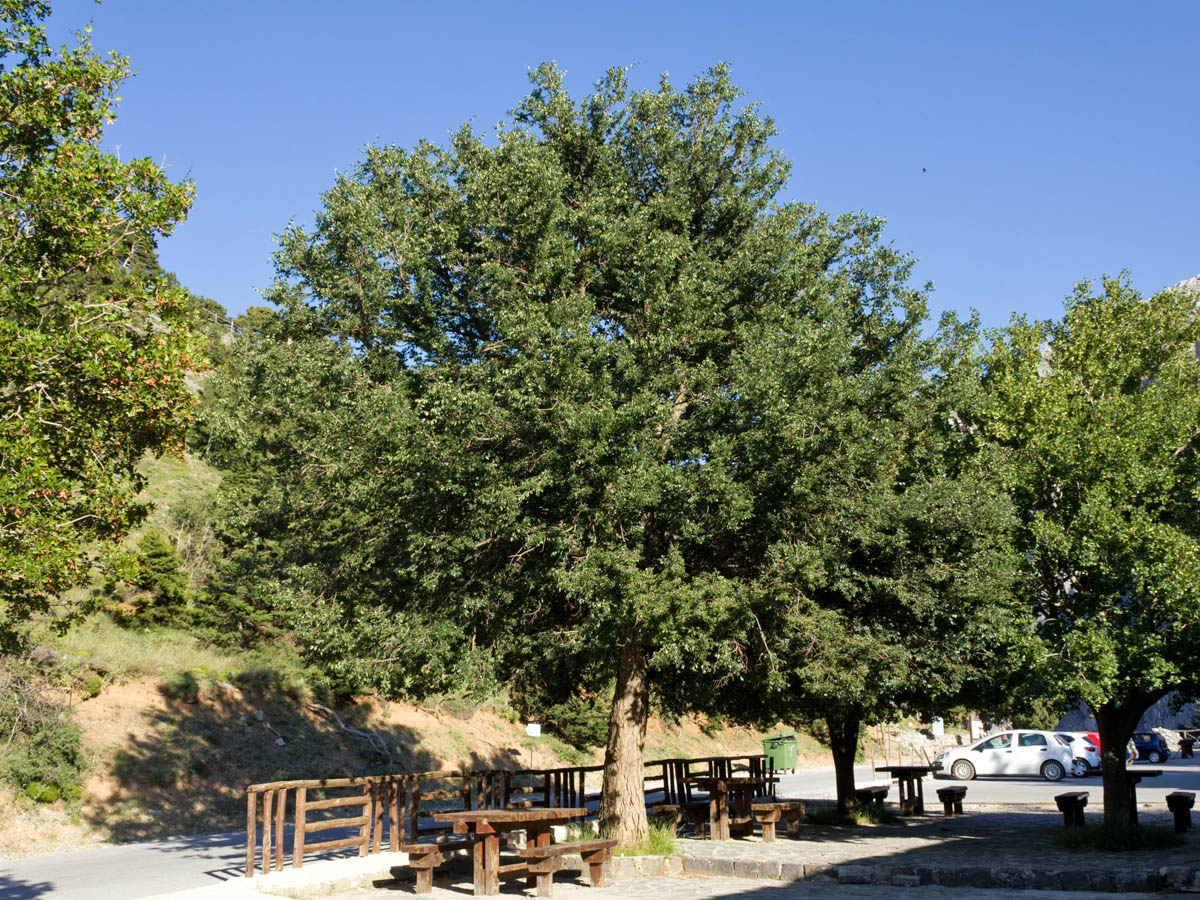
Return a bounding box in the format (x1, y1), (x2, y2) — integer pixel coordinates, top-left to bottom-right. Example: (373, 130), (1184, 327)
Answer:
(1055, 791), (1088, 828)
(1167, 791), (1195, 833)
(935, 785), (967, 816)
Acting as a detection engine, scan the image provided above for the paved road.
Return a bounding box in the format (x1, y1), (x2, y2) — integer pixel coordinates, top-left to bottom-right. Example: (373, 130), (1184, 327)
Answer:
(0, 830), (247, 900)
(776, 756), (1199, 806)
(3, 757), (1197, 898)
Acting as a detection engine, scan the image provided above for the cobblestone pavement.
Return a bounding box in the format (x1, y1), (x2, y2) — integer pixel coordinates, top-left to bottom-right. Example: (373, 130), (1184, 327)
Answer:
(315, 806), (1200, 900)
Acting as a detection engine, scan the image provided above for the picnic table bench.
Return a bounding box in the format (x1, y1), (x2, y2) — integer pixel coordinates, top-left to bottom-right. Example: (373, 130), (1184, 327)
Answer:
(854, 784), (889, 810)
(1167, 791), (1195, 832)
(935, 785), (967, 816)
(396, 835), (483, 894)
(520, 838), (617, 897)
(652, 800), (709, 835)
(1055, 791), (1088, 827)
(750, 800), (806, 841)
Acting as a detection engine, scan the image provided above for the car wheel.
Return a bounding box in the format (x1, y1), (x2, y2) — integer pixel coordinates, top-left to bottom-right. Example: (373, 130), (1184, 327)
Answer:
(1041, 760), (1066, 782)
(950, 760), (975, 781)
(1148, 750), (1163, 764)
(1070, 759), (1088, 777)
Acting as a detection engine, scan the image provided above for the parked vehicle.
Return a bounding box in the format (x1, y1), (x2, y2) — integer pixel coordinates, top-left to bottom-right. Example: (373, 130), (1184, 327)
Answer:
(1056, 732), (1101, 776)
(934, 730), (1074, 782)
(1131, 731), (1170, 763)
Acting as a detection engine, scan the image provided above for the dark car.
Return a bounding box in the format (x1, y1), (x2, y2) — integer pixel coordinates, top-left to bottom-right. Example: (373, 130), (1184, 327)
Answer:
(1131, 731), (1170, 763)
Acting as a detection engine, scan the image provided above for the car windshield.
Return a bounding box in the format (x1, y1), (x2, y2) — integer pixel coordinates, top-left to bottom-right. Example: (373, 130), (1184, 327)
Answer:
(1054, 735), (1071, 746)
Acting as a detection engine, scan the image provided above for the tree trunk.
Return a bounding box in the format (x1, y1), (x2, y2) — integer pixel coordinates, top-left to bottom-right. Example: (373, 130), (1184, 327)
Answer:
(827, 710), (861, 815)
(1095, 688), (1170, 828)
(598, 642), (650, 846)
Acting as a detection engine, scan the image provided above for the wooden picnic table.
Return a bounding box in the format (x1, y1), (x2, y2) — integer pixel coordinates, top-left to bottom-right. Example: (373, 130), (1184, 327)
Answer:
(1126, 768), (1162, 825)
(874, 765), (933, 815)
(433, 806), (587, 895)
(685, 776), (776, 840)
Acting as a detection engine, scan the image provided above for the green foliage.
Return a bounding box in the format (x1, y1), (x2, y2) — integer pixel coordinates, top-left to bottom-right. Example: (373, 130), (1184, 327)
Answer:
(0, 0), (200, 650)
(128, 529), (193, 624)
(1053, 824), (1183, 852)
(612, 821), (678, 855)
(983, 276), (1200, 713)
(80, 672), (102, 698)
(0, 657), (85, 801)
(981, 277), (1200, 825)
(539, 691), (610, 751)
(162, 669), (201, 703)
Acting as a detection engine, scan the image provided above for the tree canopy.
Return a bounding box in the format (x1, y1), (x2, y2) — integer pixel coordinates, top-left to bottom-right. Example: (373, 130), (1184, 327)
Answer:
(0, 0), (199, 649)
(981, 276), (1200, 825)
(206, 62), (960, 842)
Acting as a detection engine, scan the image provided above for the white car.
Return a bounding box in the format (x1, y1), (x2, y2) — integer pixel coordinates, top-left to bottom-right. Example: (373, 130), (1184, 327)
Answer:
(935, 730), (1074, 782)
(1056, 732), (1101, 776)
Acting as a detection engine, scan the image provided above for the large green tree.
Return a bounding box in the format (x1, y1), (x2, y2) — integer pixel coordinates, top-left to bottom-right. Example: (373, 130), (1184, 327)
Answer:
(0, 0), (199, 650)
(213, 63), (934, 843)
(982, 276), (1200, 826)
(742, 307), (1027, 813)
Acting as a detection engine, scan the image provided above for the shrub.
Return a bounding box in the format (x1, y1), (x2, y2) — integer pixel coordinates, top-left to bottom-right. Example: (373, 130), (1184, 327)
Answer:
(0, 659), (85, 802)
(542, 692), (609, 751)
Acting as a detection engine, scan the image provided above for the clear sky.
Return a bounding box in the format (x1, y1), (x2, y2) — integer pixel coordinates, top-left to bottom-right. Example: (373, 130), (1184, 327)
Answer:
(50, 0), (1198, 327)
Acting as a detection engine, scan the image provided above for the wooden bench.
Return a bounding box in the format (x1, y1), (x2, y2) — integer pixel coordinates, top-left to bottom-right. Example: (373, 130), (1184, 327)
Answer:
(520, 838), (618, 897)
(854, 784), (889, 811)
(652, 801), (708, 835)
(935, 785), (967, 817)
(1055, 791), (1088, 828)
(1167, 791), (1195, 832)
(750, 800), (806, 842)
(395, 836), (482, 894)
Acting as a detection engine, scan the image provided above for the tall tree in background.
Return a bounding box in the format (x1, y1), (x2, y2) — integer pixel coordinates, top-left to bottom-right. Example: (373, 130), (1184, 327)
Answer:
(982, 277), (1200, 827)
(745, 309), (1027, 812)
(217, 63), (933, 844)
(0, 0), (199, 650)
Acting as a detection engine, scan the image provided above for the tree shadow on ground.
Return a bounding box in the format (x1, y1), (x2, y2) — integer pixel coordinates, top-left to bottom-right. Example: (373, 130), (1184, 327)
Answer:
(0, 873), (53, 900)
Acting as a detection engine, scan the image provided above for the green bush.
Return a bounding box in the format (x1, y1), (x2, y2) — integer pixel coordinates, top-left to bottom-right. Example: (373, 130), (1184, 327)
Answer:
(26, 781), (60, 803)
(81, 673), (103, 699)
(0, 659), (86, 802)
(542, 693), (609, 751)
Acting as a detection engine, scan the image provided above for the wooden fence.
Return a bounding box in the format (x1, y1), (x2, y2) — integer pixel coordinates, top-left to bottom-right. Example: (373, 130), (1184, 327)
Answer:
(244, 753), (770, 877)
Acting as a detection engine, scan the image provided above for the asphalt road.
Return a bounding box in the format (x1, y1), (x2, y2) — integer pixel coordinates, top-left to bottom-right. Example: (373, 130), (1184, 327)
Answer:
(775, 755), (1200, 807)
(3, 757), (1198, 899)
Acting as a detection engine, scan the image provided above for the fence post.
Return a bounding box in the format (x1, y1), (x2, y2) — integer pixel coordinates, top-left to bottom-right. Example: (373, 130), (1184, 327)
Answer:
(244, 790), (256, 878)
(293, 786), (307, 869)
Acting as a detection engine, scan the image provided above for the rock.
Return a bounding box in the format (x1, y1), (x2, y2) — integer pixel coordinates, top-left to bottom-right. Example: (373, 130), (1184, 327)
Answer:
(29, 646), (63, 667)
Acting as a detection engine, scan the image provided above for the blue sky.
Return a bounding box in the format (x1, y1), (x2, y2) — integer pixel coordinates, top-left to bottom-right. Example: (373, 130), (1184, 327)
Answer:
(51, 0), (1198, 327)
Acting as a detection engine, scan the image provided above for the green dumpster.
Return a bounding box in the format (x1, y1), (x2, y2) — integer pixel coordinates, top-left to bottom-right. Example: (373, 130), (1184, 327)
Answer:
(762, 731), (798, 772)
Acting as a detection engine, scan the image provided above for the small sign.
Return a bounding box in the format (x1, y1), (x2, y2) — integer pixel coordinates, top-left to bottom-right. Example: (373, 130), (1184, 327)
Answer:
(525, 722), (541, 737)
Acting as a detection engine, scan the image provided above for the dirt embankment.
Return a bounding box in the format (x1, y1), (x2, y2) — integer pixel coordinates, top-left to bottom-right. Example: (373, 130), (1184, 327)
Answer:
(2, 677), (812, 859)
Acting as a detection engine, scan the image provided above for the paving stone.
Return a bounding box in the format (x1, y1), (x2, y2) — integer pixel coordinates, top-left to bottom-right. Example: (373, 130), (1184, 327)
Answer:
(892, 873), (921, 887)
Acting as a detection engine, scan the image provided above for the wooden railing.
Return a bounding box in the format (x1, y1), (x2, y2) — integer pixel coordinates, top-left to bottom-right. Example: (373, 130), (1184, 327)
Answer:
(244, 753), (770, 877)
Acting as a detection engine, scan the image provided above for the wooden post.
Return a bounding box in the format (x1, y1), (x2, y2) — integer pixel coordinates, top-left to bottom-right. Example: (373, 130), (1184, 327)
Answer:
(262, 790), (274, 874)
(411, 776), (421, 840)
(358, 783), (371, 856)
(245, 790), (256, 878)
(274, 788), (286, 871)
(293, 787), (307, 869)
(388, 780), (401, 851)
(371, 782), (384, 853)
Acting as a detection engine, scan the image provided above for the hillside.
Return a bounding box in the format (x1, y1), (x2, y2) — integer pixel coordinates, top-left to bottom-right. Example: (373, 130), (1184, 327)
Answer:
(0, 661), (824, 859)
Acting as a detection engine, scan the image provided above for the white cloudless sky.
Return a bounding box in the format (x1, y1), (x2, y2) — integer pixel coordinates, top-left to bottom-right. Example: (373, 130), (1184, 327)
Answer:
(50, 0), (1199, 327)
